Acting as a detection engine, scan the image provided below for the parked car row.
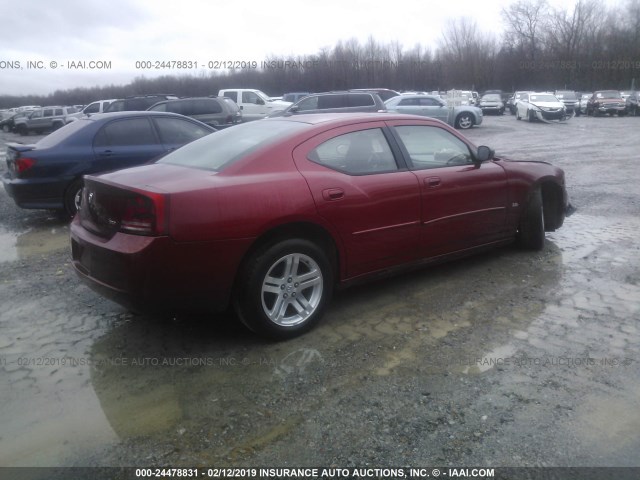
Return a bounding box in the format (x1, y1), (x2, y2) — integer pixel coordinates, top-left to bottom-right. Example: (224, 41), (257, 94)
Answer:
(506, 89), (636, 119)
(2, 87), (570, 339)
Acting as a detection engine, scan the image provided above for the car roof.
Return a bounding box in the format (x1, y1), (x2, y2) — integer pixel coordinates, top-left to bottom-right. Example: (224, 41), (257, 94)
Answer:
(80, 111), (205, 121)
(262, 112), (445, 126)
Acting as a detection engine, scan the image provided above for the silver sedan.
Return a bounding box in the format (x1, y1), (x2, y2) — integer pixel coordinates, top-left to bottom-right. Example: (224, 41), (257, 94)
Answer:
(384, 94), (483, 129)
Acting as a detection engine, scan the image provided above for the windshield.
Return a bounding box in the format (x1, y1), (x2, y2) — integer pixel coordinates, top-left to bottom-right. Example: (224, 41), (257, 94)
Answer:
(158, 119), (310, 171)
(596, 91), (621, 99)
(482, 94), (501, 101)
(529, 95), (559, 103)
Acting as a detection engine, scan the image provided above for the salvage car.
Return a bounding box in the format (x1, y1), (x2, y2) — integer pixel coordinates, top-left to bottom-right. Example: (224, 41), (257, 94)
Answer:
(478, 94), (505, 115)
(554, 90), (579, 115)
(70, 113), (568, 339)
(586, 90), (626, 116)
(625, 91), (640, 116)
(3, 111), (214, 216)
(384, 94), (482, 129)
(515, 92), (570, 122)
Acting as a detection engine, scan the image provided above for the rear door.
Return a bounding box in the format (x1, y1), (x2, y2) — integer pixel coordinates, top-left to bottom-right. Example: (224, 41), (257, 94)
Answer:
(388, 121), (508, 256)
(91, 117), (165, 172)
(293, 121), (422, 278)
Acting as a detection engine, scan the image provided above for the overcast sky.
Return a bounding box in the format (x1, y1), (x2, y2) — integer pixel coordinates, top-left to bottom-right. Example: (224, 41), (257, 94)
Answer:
(0, 0), (621, 97)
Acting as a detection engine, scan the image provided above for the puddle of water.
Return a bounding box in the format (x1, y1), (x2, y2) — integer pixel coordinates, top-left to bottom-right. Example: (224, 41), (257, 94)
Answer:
(0, 226), (70, 263)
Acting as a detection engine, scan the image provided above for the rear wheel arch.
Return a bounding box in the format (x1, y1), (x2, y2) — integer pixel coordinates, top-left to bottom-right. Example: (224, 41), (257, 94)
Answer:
(231, 222), (340, 338)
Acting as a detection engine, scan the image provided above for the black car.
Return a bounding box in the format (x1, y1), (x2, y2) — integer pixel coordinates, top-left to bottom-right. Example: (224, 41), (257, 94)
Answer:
(0, 111), (32, 133)
(105, 94), (178, 112)
(2, 111), (215, 216)
(148, 97), (242, 128)
(267, 91), (386, 117)
(625, 91), (640, 116)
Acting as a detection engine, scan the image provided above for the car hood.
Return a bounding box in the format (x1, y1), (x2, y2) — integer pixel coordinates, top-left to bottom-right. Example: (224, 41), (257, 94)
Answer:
(530, 101), (564, 109)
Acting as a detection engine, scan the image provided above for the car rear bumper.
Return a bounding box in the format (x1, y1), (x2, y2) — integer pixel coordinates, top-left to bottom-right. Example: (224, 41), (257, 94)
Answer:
(2, 173), (66, 209)
(70, 218), (253, 314)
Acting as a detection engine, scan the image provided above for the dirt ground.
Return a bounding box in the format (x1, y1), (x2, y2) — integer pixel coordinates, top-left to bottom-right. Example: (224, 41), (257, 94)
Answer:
(0, 113), (639, 472)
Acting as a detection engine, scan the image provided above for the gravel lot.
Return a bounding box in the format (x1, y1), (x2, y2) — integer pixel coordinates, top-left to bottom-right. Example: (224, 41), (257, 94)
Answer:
(0, 114), (639, 472)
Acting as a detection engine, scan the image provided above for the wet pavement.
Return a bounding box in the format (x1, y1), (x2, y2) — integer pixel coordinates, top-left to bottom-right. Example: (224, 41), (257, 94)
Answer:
(0, 115), (639, 469)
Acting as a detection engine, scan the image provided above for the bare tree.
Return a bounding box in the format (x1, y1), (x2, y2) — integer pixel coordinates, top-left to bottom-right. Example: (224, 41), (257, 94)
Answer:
(501, 0), (549, 61)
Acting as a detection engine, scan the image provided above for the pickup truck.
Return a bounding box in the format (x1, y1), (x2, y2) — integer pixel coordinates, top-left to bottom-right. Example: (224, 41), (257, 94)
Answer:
(15, 106), (82, 135)
(218, 89), (291, 121)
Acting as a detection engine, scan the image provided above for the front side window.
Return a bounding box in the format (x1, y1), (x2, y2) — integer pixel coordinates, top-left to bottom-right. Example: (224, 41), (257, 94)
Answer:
(394, 125), (473, 169)
(43, 109), (54, 117)
(296, 96), (319, 111)
(348, 94), (375, 107)
(308, 128), (398, 175)
(94, 118), (157, 147)
(242, 91), (260, 104)
(84, 103), (100, 114)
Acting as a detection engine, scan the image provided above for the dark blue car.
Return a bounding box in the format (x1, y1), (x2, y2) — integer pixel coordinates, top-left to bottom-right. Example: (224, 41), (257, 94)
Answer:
(3, 111), (215, 216)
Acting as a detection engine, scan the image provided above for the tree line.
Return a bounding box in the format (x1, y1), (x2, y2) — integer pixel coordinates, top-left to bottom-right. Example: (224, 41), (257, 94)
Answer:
(2, 0), (640, 108)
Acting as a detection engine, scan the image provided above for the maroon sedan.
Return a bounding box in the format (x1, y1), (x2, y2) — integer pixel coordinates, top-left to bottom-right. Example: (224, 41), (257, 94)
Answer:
(70, 113), (568, 339)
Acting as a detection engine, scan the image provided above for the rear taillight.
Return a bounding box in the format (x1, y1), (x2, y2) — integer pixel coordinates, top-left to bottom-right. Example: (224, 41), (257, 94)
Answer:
(120, 193), (166, 236)
(225, 115), (233, 124)
(15, 157), (36, 175)
(82, 183), (167, 237)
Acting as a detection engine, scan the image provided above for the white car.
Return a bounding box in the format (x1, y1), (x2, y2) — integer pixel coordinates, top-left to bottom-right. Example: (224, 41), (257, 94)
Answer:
(515, 92), (570, 122)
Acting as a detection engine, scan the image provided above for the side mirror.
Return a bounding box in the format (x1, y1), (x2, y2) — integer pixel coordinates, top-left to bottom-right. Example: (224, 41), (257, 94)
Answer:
(476, 145), (494, 162)
(256, 98), (265, 105)
(289, 105), (299, 113)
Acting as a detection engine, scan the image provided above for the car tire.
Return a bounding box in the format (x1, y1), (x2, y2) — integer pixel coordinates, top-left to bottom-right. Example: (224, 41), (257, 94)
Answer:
(18, 125), (28, 136)
(515, 109), (521, 120)
(528, 110), (536, 122)
(2, 125), (9, 133)
(575, 109), (581, 117)
(63, 179), (83, 218)
(455, 113), (474, 129)
(234, 238), (333, 339)
(517, 187), (545, 251)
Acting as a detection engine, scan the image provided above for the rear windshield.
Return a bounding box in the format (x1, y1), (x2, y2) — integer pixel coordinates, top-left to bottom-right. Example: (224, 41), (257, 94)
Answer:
(157, 120), (310, 171)
(35, 119), (91, 148)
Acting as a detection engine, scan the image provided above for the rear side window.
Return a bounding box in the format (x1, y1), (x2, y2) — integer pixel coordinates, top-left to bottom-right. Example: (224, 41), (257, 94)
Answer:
(317, 94), (347, 109)
(55, 108), (63, 115)
(106, 100), (125, 112)
(94, 118), (157, 147)
(223, 91), (238, 102)
(348, 94), (375, 107)
(153, 117), (211, 144)
(43, 109), (54, 117)
(194, 99), (222, 115)
(308, 128), (398, 175)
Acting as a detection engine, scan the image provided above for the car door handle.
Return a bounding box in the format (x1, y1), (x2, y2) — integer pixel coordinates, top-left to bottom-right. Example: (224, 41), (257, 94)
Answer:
(98, 150), (114, 157)
(322, 188), (344, 201)
(425, 177), (441, 188)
